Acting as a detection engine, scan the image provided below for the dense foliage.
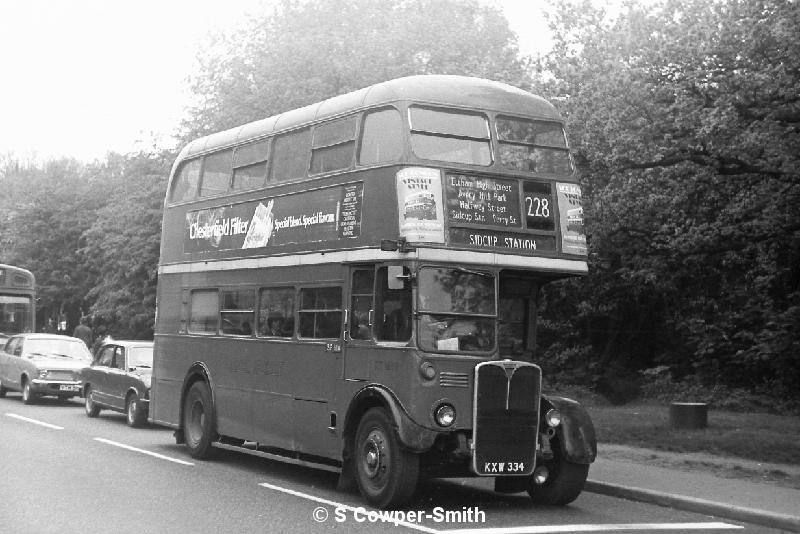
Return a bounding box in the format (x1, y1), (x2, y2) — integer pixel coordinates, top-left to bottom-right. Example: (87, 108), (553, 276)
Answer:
(536, 0), (800, 401)
(0, 152), (170, 339)
(1, 0), (796, 402)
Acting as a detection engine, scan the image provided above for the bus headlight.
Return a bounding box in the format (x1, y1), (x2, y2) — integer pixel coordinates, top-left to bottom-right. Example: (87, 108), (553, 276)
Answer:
(545, 408), (562, 428)
(434, 404), (456, 427)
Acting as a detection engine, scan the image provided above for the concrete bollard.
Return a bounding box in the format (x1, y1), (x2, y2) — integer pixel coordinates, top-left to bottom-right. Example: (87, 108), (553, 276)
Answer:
(669, 402), (708, 429)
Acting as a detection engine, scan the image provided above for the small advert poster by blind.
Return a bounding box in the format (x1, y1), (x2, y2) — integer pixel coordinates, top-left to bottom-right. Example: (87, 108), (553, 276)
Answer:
(556, 182), (587, 256)
(396, 167), (444, 243)
(184, 183), (363, 253)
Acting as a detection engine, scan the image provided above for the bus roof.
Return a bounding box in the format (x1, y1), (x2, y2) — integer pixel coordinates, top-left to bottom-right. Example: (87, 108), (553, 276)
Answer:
(177, 75), (562, 161)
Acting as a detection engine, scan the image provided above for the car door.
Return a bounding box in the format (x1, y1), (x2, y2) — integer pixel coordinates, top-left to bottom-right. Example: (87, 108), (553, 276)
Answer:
(0, 337), (21, 389)
(5, 337), (24, 390)
(107, 346), (127, 410)
(91, 345), (115, 405)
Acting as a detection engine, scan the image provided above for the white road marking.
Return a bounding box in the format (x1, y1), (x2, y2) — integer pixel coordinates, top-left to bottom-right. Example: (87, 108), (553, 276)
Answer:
(93, 437), (194, 466)
(441, 523), (744, 533)
(258, 482), (743, 533)
(6, 413), (64, 430)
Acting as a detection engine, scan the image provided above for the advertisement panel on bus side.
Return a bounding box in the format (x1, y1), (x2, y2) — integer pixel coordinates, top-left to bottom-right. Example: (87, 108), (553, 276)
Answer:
(183, 182), (364, 253)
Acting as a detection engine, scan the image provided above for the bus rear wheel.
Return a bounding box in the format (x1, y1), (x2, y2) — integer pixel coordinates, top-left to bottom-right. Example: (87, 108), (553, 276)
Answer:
(183, 381), (217, 459)
(354, 407), (419, 509)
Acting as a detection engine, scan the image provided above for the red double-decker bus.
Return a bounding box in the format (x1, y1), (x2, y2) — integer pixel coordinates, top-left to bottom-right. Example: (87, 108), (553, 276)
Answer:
(151, 75), (595, 508)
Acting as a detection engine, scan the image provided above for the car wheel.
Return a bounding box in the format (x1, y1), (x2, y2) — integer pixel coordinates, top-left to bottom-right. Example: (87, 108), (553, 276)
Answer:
(354, 407), (419, 509)
(0, 378), (7, 398)
(84, 386), (100, 417)
(183, 381), (217, 459)
(21, 379), (36, 405)
(126, 393), (147, 428)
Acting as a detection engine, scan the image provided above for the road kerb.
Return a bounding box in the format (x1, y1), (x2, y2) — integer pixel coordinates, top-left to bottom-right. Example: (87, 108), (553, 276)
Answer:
(585, 480), (800, 533)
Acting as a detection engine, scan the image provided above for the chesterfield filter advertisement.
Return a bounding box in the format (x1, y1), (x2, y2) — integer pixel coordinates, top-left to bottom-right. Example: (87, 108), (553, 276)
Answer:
(183, 183), (363, 253)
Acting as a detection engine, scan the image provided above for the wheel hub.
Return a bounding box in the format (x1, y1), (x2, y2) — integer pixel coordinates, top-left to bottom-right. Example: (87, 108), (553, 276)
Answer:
(363, 430), (387, 479)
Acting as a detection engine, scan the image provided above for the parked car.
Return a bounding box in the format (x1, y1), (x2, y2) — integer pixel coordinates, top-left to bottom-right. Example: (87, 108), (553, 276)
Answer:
(0, 333), (92, 403)
(82, 340), (153, 427)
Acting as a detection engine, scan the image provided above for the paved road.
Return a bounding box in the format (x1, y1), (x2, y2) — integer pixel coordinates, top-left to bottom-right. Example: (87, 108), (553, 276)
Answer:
(0, 394), (785, 534)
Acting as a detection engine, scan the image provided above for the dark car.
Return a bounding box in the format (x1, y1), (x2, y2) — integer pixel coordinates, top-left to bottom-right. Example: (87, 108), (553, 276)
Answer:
(0, 333), (92, 403)
(82, 340), (153, 427)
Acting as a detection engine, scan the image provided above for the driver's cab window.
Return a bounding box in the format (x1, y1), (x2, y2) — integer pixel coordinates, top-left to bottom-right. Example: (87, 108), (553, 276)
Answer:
(498, 275), (539, 359)
(350, 269), (374, 340)
(376, 266), (412, 342)
(98, 346), (114, 367)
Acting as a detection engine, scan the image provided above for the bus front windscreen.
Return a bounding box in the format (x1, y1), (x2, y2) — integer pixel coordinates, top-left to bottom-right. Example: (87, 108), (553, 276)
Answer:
(0, 295), (33, 335)
(417, 267), (495, 353)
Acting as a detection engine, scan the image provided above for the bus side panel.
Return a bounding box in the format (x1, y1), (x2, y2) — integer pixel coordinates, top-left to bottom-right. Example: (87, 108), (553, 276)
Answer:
(151, 336), (189, 427)
(251, 340), (296, 451)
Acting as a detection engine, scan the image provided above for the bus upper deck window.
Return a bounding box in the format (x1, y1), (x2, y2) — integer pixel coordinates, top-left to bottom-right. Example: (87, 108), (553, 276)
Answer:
(310, 116), (357, 175)
(199, 150), (233, 197)
(272, 128), (311, 182)
(359, 108), (402, 165)
(170, 158), (202, 203)
(409, 107), (491, 166)
(233, 139), (270, 191)
(496, 117), (573, 175)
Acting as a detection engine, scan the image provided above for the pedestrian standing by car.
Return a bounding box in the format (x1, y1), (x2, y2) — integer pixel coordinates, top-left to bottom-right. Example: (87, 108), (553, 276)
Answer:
(91, 325), (110, 356)
(73, 316), (93, 348)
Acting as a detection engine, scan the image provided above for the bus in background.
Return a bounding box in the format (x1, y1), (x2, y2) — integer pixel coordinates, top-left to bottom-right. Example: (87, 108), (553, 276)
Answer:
(0, 264), (35, 339)
(152, 75), (595, 509)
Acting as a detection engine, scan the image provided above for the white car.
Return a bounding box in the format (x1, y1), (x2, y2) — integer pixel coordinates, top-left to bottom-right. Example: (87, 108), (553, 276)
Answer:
(0, 333), (92, 404)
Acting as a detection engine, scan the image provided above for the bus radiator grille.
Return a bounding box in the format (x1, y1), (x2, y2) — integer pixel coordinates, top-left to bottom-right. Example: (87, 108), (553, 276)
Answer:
(472, 361), (541, 476)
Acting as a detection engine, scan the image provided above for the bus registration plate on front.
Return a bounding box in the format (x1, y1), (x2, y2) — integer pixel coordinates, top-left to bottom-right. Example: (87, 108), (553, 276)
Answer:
(482, 461), (526, 474)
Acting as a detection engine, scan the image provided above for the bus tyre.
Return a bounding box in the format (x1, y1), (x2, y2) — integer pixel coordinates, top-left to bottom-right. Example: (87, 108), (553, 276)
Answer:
(126, 393), (147, 428)
(183, 381), (217, 459)
(85, 387), (100, 417)
(354, 408), (419, 509)
(527, 457), (589, 505)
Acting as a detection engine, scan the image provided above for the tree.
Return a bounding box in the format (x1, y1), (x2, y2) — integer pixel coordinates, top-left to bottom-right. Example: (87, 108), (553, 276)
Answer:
(537, 0), (800, 398)
(80, 151), (171, 339)
(182, 0), (531, 138)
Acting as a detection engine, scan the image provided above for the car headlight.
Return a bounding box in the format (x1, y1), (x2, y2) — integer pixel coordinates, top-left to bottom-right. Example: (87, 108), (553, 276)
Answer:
(141, 375), (152, 389)
(38, 369), (49, 378)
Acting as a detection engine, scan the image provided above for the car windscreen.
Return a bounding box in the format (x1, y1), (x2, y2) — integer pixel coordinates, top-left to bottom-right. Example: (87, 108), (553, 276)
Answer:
(24, 339), (92, 362)
(127, 347), (153, 368)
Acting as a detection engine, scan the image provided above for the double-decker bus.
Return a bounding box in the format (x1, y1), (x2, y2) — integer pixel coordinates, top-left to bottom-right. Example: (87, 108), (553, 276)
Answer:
(0, 264), (36, 338)
(152, 75), (595, 508)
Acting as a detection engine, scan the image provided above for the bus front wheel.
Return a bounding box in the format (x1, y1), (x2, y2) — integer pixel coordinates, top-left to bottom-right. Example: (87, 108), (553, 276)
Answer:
(527, 456), (589, 505)
(354, 407), (419, 509)
(183, 381), (217, 459)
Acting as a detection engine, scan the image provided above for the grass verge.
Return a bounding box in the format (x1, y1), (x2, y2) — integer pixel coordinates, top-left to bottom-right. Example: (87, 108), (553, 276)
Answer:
(582, 402), (800, 466)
